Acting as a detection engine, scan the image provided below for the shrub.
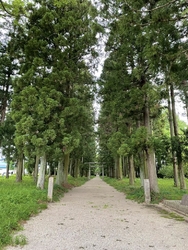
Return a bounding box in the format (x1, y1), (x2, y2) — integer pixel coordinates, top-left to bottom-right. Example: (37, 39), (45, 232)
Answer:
(158, 165), (173, 178)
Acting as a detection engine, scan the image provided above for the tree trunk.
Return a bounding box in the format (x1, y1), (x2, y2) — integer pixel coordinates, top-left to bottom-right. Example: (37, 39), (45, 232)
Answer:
(74, 159), (80, 178)
(56, 159), (64, 186)
(167, 85), (179, 187)
(137, 121), (146, 185)
(0, 75), (9, 124)
(139, 151), (145, 187)
(16, 154), (23, 182)
(69, 158), (73, 175)
(144, 95), (159, 193)
(119, 155), (123, 179)
(123, 157), (129, 177)
(63, 153), (70, 184)
(33, 155), (40, 184)
(37, 154), (46, 189)
(170, 83), (186, 189)
(113, 158), (117, 178)
(129, 155), (135, 185)
(6, 160), (10, 179)
(181, 81), (188, 122)
(116, 156), (122, 179)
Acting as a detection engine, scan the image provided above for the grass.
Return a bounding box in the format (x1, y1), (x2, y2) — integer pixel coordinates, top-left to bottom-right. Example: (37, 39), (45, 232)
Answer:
(0, 175), (88, 250)
(12, 234), (27, 246)
(103, 177), (188, 204)
(158, 209), (185, 221)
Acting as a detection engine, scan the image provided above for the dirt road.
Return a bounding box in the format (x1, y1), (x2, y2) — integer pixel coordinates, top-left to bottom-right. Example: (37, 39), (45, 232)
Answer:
(6, 176), (188, 250)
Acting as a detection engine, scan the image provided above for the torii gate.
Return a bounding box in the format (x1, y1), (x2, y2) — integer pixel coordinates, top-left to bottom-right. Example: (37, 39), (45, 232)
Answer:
(84, 162), (105, 180)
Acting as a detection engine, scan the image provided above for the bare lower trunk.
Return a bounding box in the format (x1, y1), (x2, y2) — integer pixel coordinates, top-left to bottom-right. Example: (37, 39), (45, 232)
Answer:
(56, 159), (64, 186)
(145, 148), (159, 193)
(170, 83), (186, 189)
(129, 155), (135, 185)
(6, 160), (10, 179)
(37, 154), (46, 189)
(137, 121), (145, 186)
(172, 153), (179, 187)
(34, 155), (40, 184)
(16, 154), (23, 182)
(144, 96), (159, 193)
(119, 156), (123, 179)
(178, 161), (186, 189)
(69, 158), (73, 175)
(116, 156), (122, 179)
(74, 159), (80, 178)
(138, 151), (145, 187)
(113, 158), (117, 178)
(167, 84), (179, 187)
(63, 153), (70, 184)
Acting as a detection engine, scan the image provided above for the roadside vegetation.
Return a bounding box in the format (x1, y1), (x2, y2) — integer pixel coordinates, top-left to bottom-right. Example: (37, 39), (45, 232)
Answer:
(0, 175), (88, 249)
(104, 177), (188, 204)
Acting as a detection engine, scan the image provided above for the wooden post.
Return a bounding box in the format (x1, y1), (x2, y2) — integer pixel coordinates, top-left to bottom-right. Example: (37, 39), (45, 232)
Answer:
(144, 179), (151, 204)
(48, 177), (54, 202)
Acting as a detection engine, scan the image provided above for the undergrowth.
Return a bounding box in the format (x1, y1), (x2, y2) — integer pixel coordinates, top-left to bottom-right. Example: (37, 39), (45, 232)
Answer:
(103, 177), (188, 204)
(0, 175), (88, 249)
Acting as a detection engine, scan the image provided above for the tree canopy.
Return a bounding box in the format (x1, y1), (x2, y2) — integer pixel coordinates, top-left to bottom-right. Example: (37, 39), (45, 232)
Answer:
(0, 0), (188, 195)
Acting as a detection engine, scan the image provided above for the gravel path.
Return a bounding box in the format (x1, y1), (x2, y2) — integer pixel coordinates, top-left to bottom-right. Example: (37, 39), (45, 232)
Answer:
(6, 176), (188, 250)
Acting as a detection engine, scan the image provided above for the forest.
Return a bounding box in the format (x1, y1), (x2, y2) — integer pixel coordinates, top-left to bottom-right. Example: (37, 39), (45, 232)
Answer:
(0, 0), (188, 197)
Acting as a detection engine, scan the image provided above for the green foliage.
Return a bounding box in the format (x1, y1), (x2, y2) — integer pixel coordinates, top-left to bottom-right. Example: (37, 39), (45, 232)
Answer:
(54, 0), (77, 7)
(68, 175), (88, 187)
(98, 0), (188, 182)
(0, 176), (47, 248)
(0, 175), (88, 249)
(103, 177), (188, 204)
(104, 177), (145, 203)
(107, 131), (124, 156)
(158, 209), (184, 222)
(12, 235), (27, 246)
(130, 126), (148, 151)
(9, 0), (99, 167)
(158, 165), (174, 178)
(117, 143), (130, 157)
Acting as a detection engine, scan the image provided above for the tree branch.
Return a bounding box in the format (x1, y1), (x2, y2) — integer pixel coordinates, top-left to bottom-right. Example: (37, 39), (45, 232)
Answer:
(125, 0), (183, 13)
(0, 0), (12, 16)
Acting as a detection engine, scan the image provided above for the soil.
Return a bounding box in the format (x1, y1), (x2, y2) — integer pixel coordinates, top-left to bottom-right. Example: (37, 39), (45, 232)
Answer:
(6, 176), (188, 250)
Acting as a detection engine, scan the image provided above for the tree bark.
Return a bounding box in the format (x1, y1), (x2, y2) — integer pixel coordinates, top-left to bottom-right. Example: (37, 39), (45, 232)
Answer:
(33, 155), (40, 184)
(170, 83), (186, 189)
(74, 159), (80, 178)
(138, 151), (146, 187)
(181, 81), (188, 122)
(144, 95), (159, 193)
(167, 85), (179, 187)
(16, 154), (23, 182)
(129, 155), (135, 185)
(116, 156), (122, 179)
(37, 154), (46, 189)
(56, 159), (64, 186)
(63, 153), (70, 184)
(69, 158), (73, 175)
(119, 155), (123, 179)
(137, 121), (147, 185)
(6, 160), (10, 179)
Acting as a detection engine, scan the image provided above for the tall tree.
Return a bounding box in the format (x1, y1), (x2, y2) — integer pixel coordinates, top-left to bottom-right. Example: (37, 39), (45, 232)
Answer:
(99, 0), (188, 193)
(11, 0), (101, 187)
